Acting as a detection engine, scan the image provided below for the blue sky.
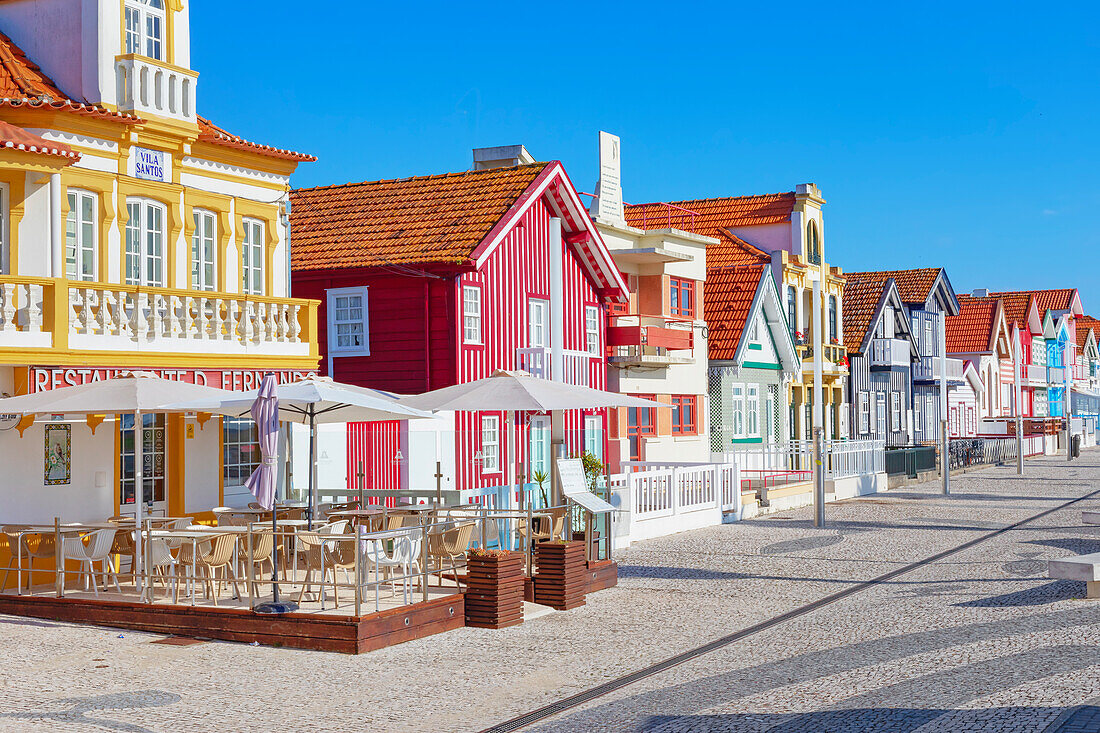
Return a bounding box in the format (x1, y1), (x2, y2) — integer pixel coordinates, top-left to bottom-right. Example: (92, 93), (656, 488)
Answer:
(193, 2), (1100, 309)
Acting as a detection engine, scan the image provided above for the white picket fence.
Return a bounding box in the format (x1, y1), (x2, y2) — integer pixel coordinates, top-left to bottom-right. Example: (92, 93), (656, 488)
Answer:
(724, 440), (884, 480)
(608, 461), (740, 548)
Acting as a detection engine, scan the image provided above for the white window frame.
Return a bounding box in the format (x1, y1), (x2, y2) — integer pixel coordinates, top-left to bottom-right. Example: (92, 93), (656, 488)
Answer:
(191, 209), (216, 291)
(463, 285), (482, 344)
(584, 414), (603, 460)
(66, 189), (97, 282)
(326, 286), (370, 356)
(890, 392), (901, 433)
(240, 217), (264, 295)
(529, 415), (550, 479)
(858, 392), (870, 434)
(731, 384), (745, 438)
(875, 391), (887, 436)
(924, 319), (934, 357)
(0, 183), (8, 274)
(925, 395), (936, 435)
(124, 0), (166, 60)
(585, 305), (600, 355)
(125, 197), (165, 287)
(746, 385), (760, 438)
(222, 416), (259, 489)
(528, 298), (549, 349)
(480, 415), (500, 474)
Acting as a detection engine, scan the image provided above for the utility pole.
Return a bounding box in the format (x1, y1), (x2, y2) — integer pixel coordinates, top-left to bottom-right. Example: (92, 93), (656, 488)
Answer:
(812, 280), (825, 528)
(1065, 337), (1073, 462)
(940, 311), (950, 495)
(1014, 327), (1023, 474)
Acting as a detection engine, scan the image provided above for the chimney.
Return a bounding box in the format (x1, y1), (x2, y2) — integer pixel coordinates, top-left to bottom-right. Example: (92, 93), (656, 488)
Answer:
(472, 145), (535, 170)
(972, 288), (990, 298)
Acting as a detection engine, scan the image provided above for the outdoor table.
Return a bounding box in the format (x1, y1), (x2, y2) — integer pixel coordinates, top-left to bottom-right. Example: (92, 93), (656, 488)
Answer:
(325, 508), (385, 528)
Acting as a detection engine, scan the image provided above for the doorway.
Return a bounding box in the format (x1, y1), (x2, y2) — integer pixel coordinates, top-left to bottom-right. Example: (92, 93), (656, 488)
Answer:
(119, 413), (167, 517)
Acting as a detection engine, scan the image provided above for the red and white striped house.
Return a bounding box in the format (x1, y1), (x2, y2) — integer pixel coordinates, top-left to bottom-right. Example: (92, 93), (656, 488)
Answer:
(289, 149), (627, 494)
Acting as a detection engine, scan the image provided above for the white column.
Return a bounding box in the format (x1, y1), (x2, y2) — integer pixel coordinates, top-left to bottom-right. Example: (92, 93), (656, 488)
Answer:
(940, 312), (949, 494)
(549, 217), (564, 383)
(1014, 327), (1023, 473)
(49, 173), (63, 278)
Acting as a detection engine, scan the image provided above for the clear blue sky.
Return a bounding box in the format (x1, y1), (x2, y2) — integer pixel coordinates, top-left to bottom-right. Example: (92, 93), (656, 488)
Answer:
(193, 2), (1100, 310)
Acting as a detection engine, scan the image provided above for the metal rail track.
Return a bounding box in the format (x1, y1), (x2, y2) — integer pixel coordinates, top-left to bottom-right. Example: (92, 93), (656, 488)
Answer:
(480, 485), (1100, 733)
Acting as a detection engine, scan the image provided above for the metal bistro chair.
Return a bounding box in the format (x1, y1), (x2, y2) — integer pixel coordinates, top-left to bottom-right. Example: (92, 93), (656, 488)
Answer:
(1, 525), (29, 592)
(196, 533), (241, 606)
(240, 529), (275, 597)
(426, 522), (475, 589)
(517, 507), (567, 550)
(61, 529), (120, 597)
(295, 520), (350, 605)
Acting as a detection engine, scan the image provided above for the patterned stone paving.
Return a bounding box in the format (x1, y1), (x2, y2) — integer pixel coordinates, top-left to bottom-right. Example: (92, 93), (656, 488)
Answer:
(2, 452), (1100, 732)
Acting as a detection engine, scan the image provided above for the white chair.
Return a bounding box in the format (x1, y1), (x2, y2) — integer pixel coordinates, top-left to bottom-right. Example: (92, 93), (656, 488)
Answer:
(138, 531), (178, 601)
(364, 528), (422, 603)
(62, 529), (120, 597)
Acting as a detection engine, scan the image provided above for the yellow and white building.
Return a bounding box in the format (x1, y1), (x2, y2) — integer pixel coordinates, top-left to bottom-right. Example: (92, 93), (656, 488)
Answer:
(0, 0), (318, 525)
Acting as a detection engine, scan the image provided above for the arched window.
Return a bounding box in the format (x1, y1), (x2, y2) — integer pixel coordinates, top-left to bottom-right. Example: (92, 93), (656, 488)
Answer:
(787, 286), (798, 340)
(125, 0), (166, 60)
(828, 295), (838, 344)
(806, 221), (821, 265)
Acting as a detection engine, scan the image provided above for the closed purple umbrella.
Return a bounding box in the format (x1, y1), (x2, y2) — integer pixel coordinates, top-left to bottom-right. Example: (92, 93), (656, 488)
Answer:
(247, 374), (298, 614)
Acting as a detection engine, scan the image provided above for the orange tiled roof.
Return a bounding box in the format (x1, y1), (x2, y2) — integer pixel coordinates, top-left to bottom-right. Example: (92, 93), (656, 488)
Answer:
(0, 119), (78, 161)
(705, 264), (767, 361)
(624, 192), (796, 234)
(947, 294), (998, 353)
(289, 163), (549, 271)
(197, 117), (315, 163)
(0, 30), (140, 123)
(1076, 316), (1100, 349)
(707, 229), (771, 268)
(996, 292), (1035, 330)
(990, 288), (1076, 316)
(845, 267), (942, 305)
(842, 272), (893, 351)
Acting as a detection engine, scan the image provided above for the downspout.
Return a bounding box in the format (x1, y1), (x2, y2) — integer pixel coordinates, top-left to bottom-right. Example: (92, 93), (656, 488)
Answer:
(49, 173), (63, 277)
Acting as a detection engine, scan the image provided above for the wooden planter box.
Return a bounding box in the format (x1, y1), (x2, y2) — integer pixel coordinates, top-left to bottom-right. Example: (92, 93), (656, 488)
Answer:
(534, 541), (587, 610)
(464, 551), (525, 629)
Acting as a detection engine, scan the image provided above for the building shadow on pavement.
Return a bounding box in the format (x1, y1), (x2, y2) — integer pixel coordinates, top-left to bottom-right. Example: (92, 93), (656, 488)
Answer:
(0, 690), (182, 733)
(955, 579), (1085, 607)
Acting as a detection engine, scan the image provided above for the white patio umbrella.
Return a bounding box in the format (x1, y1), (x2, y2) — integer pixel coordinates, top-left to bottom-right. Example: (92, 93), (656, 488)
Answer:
(0, 372), (243, 595)
(168, 375), (433, 519)
(398, 370), (665, 507)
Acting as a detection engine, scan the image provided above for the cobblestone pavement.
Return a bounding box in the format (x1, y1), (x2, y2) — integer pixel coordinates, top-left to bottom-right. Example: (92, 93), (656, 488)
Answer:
(3, 453), (1100, 732)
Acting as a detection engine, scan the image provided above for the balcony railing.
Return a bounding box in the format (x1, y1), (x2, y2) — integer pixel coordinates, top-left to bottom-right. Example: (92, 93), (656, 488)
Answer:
(515, 347), (593, 386)
(913, 355), (965, 382)
(0, 276), (317, 359)
(869, 338), (909, 368)
(116, 54), (198, 123)
(606, 314), (694, 367)
(1024, 362), (1047, 384)
(796, 342), (848, 372)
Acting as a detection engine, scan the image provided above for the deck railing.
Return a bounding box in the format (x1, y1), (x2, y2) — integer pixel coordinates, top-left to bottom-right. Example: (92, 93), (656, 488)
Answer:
(515, 346), (594, 386)
(727, 439), (884, 480)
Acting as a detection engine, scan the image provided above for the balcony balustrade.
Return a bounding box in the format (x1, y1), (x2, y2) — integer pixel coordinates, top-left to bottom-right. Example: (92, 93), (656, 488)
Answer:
(913, 355), (965, 382)
(0, 276), (316, 359)
(869, 338), (910, 369)
(115, 54), (198, 124)
(796, 342), (849, 373)
(515, 346), (594, 386)
(607, 314), (694, 368)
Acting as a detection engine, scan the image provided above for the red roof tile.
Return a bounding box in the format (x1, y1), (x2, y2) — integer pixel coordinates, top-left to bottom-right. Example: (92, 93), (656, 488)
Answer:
(704, 264), (768, 361)
(624, 192), (796, 234)
(0, 120), (78, 161)
(197, 117), (315, 163)
(990, 289), (1077, 315)
(0, 30), (140, 123)
(289, 163), (549, 271)
(1076, 316), (1100, 349)
(996, 292), (1036, 330)
(841, 272), (892, 351)
(845, 268), (943, 305)
(707, 229), (771, 268)
(947, 295), (998, 353)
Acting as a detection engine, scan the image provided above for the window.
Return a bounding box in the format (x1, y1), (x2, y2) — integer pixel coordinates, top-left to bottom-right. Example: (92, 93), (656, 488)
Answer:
(858, 392), (870, 434)
(326, 287), (369, 355)
(463, 286), (482, 344)
(950, 407), (960, 436)
(585, 305), (600, 355)
(66, 189), (97, 281)
(875, 391), (886, 436)
(890, 392), (901, 433)
(746, 385), (759, 437)
(788, 286), (798, 339)
(480, 416), (500, 473)
(584, 414), (603, 461)
(0, 184), (8, 274)
(913, 396), (921, 433)
(222, 417), (260, 488)
(125, 198), (165, 286)
(828, 296), (838, 343)
(191, 209), (216, 291)
(731, 385), (745, 437)
(672, 395), (698, 436)
(748, 316), (760, 342)
(882, 306), (895, 339)
(240, 218), (264, 295)
(529, 416), (550, 478)
(765, 391), (776, 443)
(626, 395), (656, 461)
(125, 0), (165, 60)
(806, 221), (821, 264)
(120, 413), (165, 507)
(924, 319), (934, 357)
(925, 395), (936, 435)
(528, 298), (548, 348)
(669, 277), (695, 318)
(804, 404), (812, 440)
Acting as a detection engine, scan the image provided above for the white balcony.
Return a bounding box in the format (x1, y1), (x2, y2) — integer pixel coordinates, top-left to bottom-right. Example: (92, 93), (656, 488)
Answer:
(869, 338), (909, 369)
(516, 346), (594, 386)
(115, 54), (198, 124)
(914, 355), (964, 383)
(1047, 366), (1066, 384)
(1024, 363), (1047, 386)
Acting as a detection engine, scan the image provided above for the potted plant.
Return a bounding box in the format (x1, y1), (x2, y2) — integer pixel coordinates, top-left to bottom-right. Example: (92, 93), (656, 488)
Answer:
(465, 547), (526, 629)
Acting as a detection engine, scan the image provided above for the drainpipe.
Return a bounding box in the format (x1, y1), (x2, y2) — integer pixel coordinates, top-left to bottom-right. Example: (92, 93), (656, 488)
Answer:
(812, 279), (824, 528)
(49, 173), (63, 277)
(548, 217), (565, 506)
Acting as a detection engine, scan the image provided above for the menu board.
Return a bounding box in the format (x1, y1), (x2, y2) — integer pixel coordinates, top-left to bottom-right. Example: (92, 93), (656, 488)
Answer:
(556, 458), (614, 514)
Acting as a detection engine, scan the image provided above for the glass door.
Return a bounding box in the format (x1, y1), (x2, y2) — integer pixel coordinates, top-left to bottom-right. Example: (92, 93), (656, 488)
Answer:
(119, 413), (167, 517)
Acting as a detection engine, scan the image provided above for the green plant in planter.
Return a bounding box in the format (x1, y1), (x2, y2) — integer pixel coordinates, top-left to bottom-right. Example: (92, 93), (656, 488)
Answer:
(567, 451), (607, 534)
(531, 468), (549, 508)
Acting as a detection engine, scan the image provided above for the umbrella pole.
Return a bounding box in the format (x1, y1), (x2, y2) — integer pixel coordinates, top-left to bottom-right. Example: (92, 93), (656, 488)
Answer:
(134, 409), (144, 600)
(271, 507), (279, 604)
(308, 407), (316, 525)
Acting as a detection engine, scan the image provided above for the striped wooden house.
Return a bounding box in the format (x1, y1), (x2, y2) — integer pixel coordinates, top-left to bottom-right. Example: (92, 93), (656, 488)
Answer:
(945, 293), (1013, 423)
(289, 157), (627, 494)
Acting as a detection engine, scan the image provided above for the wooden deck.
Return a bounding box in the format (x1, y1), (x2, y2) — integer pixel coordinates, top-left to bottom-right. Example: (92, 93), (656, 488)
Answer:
(0, 589), (465, 654)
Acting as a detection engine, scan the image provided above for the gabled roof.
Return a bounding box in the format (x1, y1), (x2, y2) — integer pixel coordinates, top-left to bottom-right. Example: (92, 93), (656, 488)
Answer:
(997, 292), (1038, 332)
(990, 288), (1083, 318)
(290, 161), (628, 299)
(705, 263), (798, 372)
(197, 117), (315, 162)
(841, 272), (892, 351)
(844, 267), (959, 314)
(947, 295), (999, 353)
(0, 30), (140, 123)
(0, 119), (79, 161)
(707, 229), (771, 268)
(1076, 316), (1100, 350)
(624, 192), (796, 234)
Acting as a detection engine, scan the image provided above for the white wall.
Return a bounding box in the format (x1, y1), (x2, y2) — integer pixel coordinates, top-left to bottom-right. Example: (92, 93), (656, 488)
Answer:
(184, 416), (220, 512)
(0, 0), (84, 102)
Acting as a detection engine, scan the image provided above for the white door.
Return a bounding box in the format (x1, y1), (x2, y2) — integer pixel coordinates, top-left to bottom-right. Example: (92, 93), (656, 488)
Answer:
(528, 299), (549, 349)
(119, 413), (168, 517)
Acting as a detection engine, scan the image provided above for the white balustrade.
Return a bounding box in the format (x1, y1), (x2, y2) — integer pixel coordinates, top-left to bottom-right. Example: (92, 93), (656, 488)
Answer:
(115, 55), (198, 124)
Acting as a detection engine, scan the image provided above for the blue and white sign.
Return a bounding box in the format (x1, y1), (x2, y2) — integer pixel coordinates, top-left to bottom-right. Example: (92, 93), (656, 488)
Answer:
(133, 147), (166, 182)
